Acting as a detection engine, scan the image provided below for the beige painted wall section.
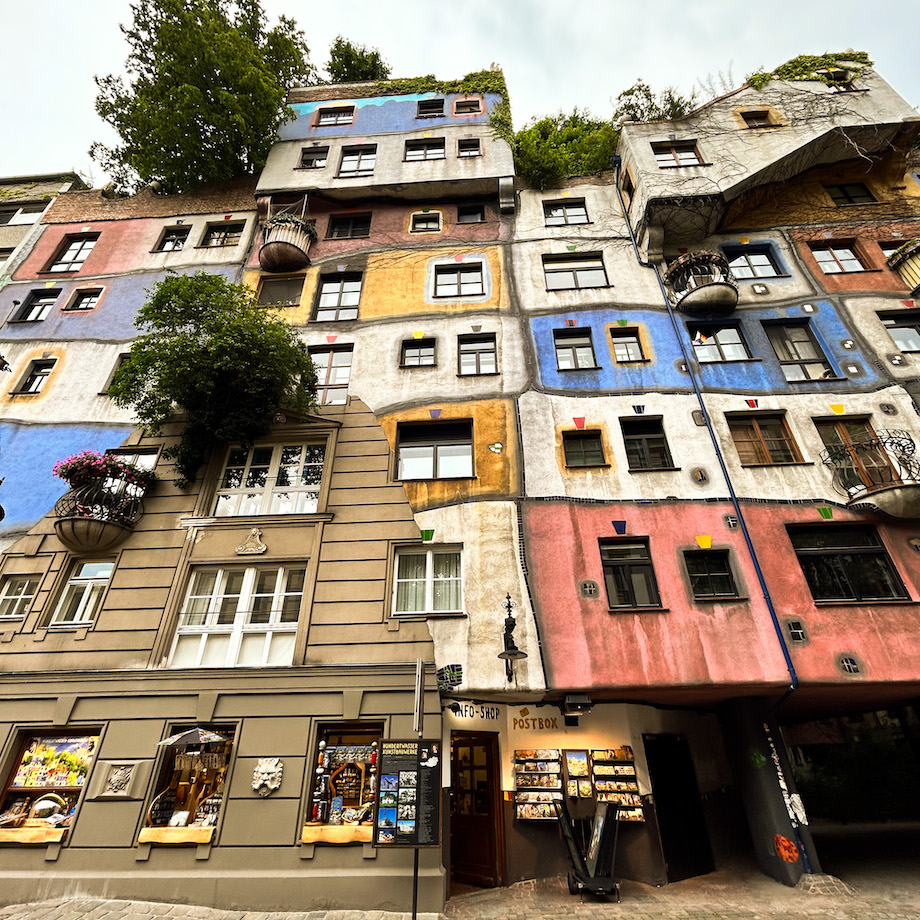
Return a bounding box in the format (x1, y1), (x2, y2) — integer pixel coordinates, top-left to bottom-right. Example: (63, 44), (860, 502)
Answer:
(846, 294), (920, 381)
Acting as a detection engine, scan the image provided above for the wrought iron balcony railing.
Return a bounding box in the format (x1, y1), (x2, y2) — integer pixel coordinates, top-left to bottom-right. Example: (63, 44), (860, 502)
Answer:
(53, 475), (150, 553)
(663, 250), (739, 315)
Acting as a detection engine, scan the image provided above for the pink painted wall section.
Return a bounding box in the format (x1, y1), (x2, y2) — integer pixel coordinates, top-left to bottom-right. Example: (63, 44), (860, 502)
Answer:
(523, 501), (792, 695)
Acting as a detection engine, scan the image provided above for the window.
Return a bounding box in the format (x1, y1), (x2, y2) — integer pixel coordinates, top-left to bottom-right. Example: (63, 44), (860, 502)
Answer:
(309, 345), (352, 406)
(401, 338), (436, 367)
(14, 290), (60, 321)
(410, 212), (442, 233)
(684, 550), (739, 599)
(764, 322), (834, 380)
(725, 245), (781, 279)
(454, 99), (482, 115)
(397, 422), (473, 479)
(457, 138), (481, 157)
(257, 277), (303, 307)
(50, 561), (113, 626)
(63, 289), (102, 312)
(317, 106), (354, 126)
(620, 418), (674, 470)
(809, 243), (865, 274)
(600, 540), (661, 608)
(15, 359), (56, 394)
(314, 272), (362, 321)
(741, 110), (772, 128)
(787, 621), (807, 642)
(728, 414), (802, 465)
(563, 431), (605, 467)
(689, 325), (750, 362)
(434, 264), (484, 297)
(610, 328), (645, 362)
(457, 204), (485, 223)
(788, 526), (909, 602)
(542, 254), (608, 290)
(393, 546), (462, 616)
(825, 183), (876, 205)
(0, 204), (44, 226)
(0, 575), (39, 618)
(0, 248), (13, 271)
(102, 354), (131, 395)
(652, 141), (702, 167)
(543, 199), (589, 226)
(553, 329), (598, 370)
(338, 145), (376, 177)
(880, 311), (920, 352)
(879, 241), (904, 260)
(815, 418), (899, 493)
(169, 565), (305, 667)
(47, 234), (98, 272)
(201, 222), (244, 247)
(417, 99), (444, 118)
(156, 226), (190, 251)
(458, 334), (497, 375)
(214, 443), (326, 516)
(327, 213), (371, 239)
(300, 146), (329, 169)
(405, 139), (446, 161)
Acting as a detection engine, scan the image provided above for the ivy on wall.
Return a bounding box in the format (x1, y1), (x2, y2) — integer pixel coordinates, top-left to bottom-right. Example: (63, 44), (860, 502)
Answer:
(746, 52), (873, 91)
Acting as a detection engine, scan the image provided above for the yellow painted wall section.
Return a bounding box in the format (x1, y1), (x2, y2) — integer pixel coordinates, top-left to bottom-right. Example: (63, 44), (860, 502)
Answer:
(380, 398), (519, 512)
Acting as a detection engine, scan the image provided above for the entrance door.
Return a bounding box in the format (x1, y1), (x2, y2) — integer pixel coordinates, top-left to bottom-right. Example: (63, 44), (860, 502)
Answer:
(644, 733), (715, 882)
(450, 732), (503, 887)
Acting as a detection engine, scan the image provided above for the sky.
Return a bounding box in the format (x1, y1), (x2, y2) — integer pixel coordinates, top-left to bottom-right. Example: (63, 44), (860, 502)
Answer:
(1, 0), (917, 186)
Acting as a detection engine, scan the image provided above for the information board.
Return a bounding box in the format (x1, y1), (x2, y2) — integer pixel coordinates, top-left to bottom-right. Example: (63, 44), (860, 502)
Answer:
(374, 739), (441, 848)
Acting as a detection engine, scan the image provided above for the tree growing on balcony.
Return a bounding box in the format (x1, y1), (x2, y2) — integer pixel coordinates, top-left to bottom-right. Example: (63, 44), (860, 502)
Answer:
(109, 272), (317, 486)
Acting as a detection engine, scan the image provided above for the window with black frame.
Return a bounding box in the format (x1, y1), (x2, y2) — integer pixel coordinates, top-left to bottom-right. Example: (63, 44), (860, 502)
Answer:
(600, 539), (661, 609)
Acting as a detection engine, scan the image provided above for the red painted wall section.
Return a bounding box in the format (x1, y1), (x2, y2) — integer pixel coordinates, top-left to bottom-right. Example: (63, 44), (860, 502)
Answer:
(523, 501), (792, 696)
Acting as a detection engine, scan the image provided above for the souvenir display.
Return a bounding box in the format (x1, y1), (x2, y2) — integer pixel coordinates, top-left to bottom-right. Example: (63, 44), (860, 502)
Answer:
(306, 738), (377, 828)
(512, 750), (561, 820)
(590, 749), (644, 822)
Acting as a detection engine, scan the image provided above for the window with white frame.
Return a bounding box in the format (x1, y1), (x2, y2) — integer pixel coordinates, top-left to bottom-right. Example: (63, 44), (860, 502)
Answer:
(309, 345), (352, 405)
(46, 235), (98, 272)
(0, 575), (39, 619)
(214, 443), (325, 516)
(543, 199), (589, 226)
(50, 561), (113, 626)
(809, 242), (865, 274)
(458, 334), (497, 375)
(0, 204), (44, 226)
(169, 565), (306, 668)
(393, 546), (463, 617)
(405, 139), (446, 161)
(397, 422), (473, 479)
(724, 245), (782, 279)
(63, 289), (103, 312)
(338, 145), (376, 177)
(14, 290), (60, 321)
(651, 141), (702, 167)
(317, 106), (354, 126)
(410, 211), (442, 233)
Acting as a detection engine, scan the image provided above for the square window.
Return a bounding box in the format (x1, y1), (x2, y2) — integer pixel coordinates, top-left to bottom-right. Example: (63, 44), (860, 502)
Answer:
(434, 264), (484, 297)
(600, 539), (661, 608)
(397, 422), (473, 479)
(393, 546), (463, 616)
(46, 234), (98, 272)
(620, 418), (674, 470)
(405, 139), (446, 161)
(14, 290), (60, 321)
(300, 146), (329, 169)
(15, 359), (56, 394)
(214, 442), (326, 517)
(0, 575), (39, 618)
(201, 222), (244, 247)
(543, 253), (608, 290)
(809, 242), (865, 274)
(458, 334), (497, 375)
(563, 431), (606, 467)
(689, 324), (751, 362)
(457, 204), (485, 224)
(327, 213), (371, 239)
(652, 141), (702, 167)
(543, 199), (589, 226)
(314, 272), (362, 321)
(788, 525), (909, 602)
(0, 204), (43, 226)
(728, 414), (802, 465)
(553, 329), (598, 370)
(764, 322), (834, 380)
(410, 212), (442, 233)
(610, 328), (645, 362)
(156, 226), (190, 252)
(824, 183), (876, 206)
(401, 338), (436, 367)
(458, 138), (481, 158)
(63, 289), (103, 312)
(317, 106), (355, 126)
(257, 277), (303, 307)
(787, 620), (807, 642)
(417, 99), (444, 118)
(741, 110), (772, 128)
(50, 561), (113, 626)
(725, 245), (781, 279)
(880, 310), (920, 352)
(308, 345), (352, 406)
(684, 550), (739, 599)
(454, 99), (482, 115)
(338, 145), (376, 177)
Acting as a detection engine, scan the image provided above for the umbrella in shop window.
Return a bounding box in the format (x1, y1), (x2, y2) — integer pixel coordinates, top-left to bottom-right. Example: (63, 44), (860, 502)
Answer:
(157, 727), (227, 749)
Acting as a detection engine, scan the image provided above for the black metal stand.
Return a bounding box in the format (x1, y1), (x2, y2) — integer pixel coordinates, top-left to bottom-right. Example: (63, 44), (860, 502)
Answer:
(411, 847), (419, 920)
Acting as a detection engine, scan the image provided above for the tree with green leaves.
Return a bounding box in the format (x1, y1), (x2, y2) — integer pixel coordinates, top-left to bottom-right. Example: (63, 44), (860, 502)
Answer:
(109, 272), (317, 486)
(614, 79), (698, 123)
(91, 0), (314, 193)
(325, 36), (391, 82)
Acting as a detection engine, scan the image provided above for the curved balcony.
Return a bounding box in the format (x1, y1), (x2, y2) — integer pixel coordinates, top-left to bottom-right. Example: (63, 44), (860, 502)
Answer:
(886, 239), (920, 294)
(663, 251), (739, 315)
(54, 476), (149, 554)
(258, 216), (316, 273)
(820, 429), (920, 519)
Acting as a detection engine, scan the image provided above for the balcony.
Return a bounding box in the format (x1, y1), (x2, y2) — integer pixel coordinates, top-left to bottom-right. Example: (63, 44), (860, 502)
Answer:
(54, 476), (149, 553)
(258, 214), (316, 273)
(886, 239), (920, 294)
(820, 429), (920, 518)
(663, 251), (739, 315)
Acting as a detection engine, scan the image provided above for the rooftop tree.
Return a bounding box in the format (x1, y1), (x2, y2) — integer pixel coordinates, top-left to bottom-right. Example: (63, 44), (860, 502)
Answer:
(326, 36), (391, 82)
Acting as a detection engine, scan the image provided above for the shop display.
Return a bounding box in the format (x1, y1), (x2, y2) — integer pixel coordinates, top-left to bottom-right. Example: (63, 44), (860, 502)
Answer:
(590, 748), (644, 822)
(307, 735), (377, 828)
(512, 749), (561, 820)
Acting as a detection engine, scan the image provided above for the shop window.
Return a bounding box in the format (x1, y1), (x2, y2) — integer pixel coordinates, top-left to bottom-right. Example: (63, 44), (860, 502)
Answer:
(405, 138), (446, 161)
(457, 138), (481, 157)
(168, 566), (305, 668)
(543, 199), (589, 226)
(562, 430), (606, 467)
(727, 413), (802, 465)
(788, 525), (909, 603)
(317, 106), (355, 126)
(764, 322), (834, 380)
(458, 333), (497, 375)
(690, 324), (750, 362)
(724, 245), (782, 279)
(401, 338), (436, 367)
(809, 242), (865, 274)
(880, 311), (920, 352)
(457, 204), (485, 224)
(214, 442), (325, 516)
(257, 277), (303, 307)
(299, 146), (329, 169)
(553, 329), (598, 370)
(0, 734), (98, 837)
(410, 212), (442, 233)
(46, 234), (98, 272)
(600, 539), (661, 609)
(327, 214), (371, 239)
(543, 253), (608, 290)
(610, 328), (645, 362)
(338, 145), (376, 177)
(393, 546), (463, 616)
(201, 222), (244, 248)
(0, 575), (39, 619)
(684, 550), (739, 599)
(434, 264), (484, 297)
(824, 183), (876, 206)
(63, 289), (103, 312)
(417, 99), (444, 118)
(454, 99), (482, 115)
(652, 141), (702, 167)
(14, 359), (56, 394)
(314, 272), (362, 320)
(396, 421), (473, 479)
(620, 418), (674, 470)
(143, 726), (234, 840)
(13, 289), (60, 322)
(155, 226), (190, 251)
(309, 345), (352, 406)
(49, 561), (113, 626)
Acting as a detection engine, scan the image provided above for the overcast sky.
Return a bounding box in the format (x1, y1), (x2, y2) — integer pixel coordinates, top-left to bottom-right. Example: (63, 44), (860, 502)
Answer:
(2, 0), (917, 186)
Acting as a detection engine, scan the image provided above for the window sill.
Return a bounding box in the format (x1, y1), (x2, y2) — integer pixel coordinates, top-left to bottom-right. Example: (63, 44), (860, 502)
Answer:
(565, 463), (611, 470)
(194, 244), (240, 251)
(457, 371), (501, 378)
(391, 612), (466, 621)
(180, 512), (335, 528)
(544, 286), (611, 293)
(138, 826), (214, 845)
(7, 319), (44, 324)
(627, 467), (680, 473)
(0, 825), (68, 846)
(811, 598), (917, 607)
(545, 221), (593, 229)
(8, 392), (41, 397)
(657, 162), (712, 169)
(399, 364), (438, 369)
(293, 166), (328, 171)
(337, 173), (375, 179)
(698, 358), (762, 364)
(693, 595), (749, 604)
(816, 268), (884, 276)
(613, 359), (651, 365)
(45, 621), (93, 631)
(607, 606), (669, 614)
(403, 158), (447, 163)
(325, 236), (371, 241)
(302, 824), (372, 845)
(397, 477), (475, 483)
(556, 365), (600, 372)
(36, 269), (81, 275)
(739, 461), (814, 468)
(736, 274), (792, 281)
(784, 377), (847, 383)
(149, 248), (186, 254)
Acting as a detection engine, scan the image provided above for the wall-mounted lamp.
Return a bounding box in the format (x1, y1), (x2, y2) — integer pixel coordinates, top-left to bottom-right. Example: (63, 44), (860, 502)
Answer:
(560, 693), (593, 726)
(497, 593), (527, 682)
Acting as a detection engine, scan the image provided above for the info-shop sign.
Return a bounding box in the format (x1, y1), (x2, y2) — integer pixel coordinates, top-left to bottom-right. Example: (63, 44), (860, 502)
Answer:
(374, 739), (441, 848)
